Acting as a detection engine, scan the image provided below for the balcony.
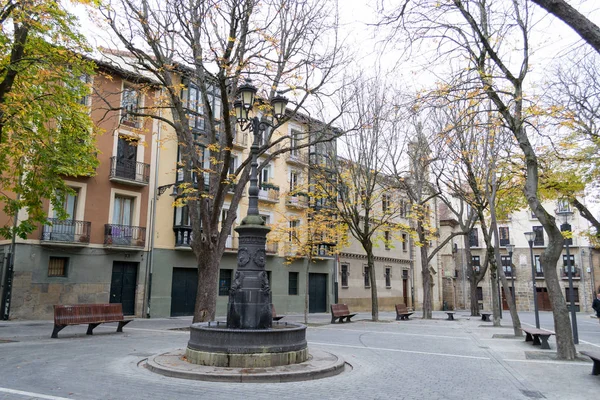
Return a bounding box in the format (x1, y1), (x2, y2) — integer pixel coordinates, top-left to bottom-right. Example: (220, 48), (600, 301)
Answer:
(232, 133), (248, 149)
(561, 267), (581, 279)
(259, 183), (280, 203)
(104, 224), (146, 248)
(314, 243), (336, 259)
(41, 218), (91, 245)
(266, 242), (278, 254)
(285, 193), (309, 208)
(285, 151), (308, 165)
(174, 226), (193, 248)
(109, 157), (150, 186)
(503, 268), (515, 279)
(225, 235), (238, 252)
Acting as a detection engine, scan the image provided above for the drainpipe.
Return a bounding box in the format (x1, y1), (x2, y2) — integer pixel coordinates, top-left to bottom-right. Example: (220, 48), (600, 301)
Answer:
(143, 107), (162, 318)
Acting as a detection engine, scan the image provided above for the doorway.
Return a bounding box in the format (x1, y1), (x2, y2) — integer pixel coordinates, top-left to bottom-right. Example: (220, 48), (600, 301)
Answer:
(309, 273), (327, 313)
(171, 268), (198, 317)
(501, 287), (514, 310)
(110, 261), (138, 315)
(536, 287), (552, 311)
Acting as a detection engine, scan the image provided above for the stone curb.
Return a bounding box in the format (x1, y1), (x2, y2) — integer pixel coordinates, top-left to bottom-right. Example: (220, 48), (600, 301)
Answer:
(145, 348), (347, 383)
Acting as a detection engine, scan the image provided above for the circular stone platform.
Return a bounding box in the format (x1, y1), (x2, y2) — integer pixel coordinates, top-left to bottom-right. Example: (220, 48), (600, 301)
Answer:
(145, 348), (347, 383)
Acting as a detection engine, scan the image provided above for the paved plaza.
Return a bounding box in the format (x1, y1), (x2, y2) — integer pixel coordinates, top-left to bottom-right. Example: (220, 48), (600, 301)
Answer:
(0, 311), (599, 400)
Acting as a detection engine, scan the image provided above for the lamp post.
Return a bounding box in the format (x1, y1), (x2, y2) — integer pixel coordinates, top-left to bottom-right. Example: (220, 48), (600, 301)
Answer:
(557, 208), (579, 344)
(524, 231), (540, 328)
(506, 243), (515, 309)
(226, 80), (287, 329)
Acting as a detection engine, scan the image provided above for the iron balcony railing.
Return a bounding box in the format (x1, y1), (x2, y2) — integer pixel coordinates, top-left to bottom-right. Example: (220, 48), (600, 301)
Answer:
(285, 193), (309, 208)
(561, 267), (581, 279)
(109, 156), (150, 185)
(259, 183), (280, 202)
(285, 151), (309, 165)
(174, 225), (193, 247)
(104, 224), (146, 247)
(535, 270), (544, 278)
(41, 218), (91, 244)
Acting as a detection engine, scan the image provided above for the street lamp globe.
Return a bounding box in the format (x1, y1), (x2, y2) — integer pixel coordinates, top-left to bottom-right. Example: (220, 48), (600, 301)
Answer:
(233, 100), (249, 122)
(237, 81), (257, 110)
(505, 244), (515, 254)
(524, 231), (535, 244)
(271, 93), (288, 120)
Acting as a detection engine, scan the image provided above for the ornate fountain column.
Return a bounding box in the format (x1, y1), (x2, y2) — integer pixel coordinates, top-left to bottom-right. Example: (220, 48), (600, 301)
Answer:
(227, 119), (272, 329)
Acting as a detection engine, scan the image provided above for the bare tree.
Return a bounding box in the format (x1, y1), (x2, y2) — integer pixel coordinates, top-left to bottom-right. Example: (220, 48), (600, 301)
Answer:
(379, 0), (575, 358)
(95, 0), (349, 322)
(312, 77), (410, 321)
(531, 0), (600, 55)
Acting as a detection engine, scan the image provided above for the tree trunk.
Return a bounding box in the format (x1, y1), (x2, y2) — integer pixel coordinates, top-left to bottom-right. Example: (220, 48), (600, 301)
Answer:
(367, 250), (379, 321)
(469, 275), (480, 316)
(487, 245), (501, 327)
(417, 221), (433, 318)
(513, 106), (576, 359)
(193, 247), (219, 323)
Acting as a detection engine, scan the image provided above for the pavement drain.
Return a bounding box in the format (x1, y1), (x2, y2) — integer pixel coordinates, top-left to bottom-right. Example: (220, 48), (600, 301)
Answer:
(521, 389), (546, 399)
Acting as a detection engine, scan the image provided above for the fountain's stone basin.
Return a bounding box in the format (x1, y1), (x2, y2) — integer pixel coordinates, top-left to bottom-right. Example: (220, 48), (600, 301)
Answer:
(186, 321), (308, 368)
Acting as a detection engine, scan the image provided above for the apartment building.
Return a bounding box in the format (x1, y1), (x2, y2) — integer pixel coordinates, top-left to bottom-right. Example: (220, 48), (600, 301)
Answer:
(148, 87), (337, 317)
(439, 200), (598, 313)
(0, 57), (159, 319)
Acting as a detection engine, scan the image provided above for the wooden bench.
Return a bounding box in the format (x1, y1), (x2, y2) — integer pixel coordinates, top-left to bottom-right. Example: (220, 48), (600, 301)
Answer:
(580, 350), (600, 375)
(272, 305), (284, 321)
(52, 303), (132, 338)
(395, 304), (414, 320)
(446, 312), (456, 321)
(521, 327), (555, 350)
(480, 312), (492, 322)
(330, 304), (356, 323)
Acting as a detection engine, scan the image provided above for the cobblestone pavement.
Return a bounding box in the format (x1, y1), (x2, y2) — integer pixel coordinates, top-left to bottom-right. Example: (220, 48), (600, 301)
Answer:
(0, 311), (598, 400)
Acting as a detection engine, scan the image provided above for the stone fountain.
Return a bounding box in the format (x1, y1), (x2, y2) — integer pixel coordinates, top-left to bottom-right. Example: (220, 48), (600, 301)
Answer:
(185, 83), (308, 368)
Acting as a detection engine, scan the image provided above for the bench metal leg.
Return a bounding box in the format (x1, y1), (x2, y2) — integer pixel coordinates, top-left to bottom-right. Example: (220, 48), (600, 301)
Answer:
(592, 360), (600, 376)
(331, 315), (336, 323)
(117, 320), (131, 333)
(531, 335), (541, 346)
(51, 324), (66, 339)
(396, 314), (400, 321)
(538, 335), (551, 350)
(524, 332), (533, 342)
(346, 316), (353, 323)
(87, 323), (100, 335)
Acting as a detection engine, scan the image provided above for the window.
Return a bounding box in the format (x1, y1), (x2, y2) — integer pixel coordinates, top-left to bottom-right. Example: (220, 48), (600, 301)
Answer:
(499, 227), (510, 246)
(535, 255), (543, 277)
(364, 265), (370, 288)
(113, 196), (134, 226)
(560, 223), (573, 246)
(563, 254), (576, 276)
(469, 229), (479, 247)
(260, 164), (271, 186)
(477, 287), (483, 301)
(472, 256), (481, 272)
(48, 257), (68, 277)
(288, 272), (299, 295)
(121, 84), (140, 127)
(385, 267), (392, 288)
(501, 255), (512, 277)
(218, 269), (232, 296)
(290, 170), (299, 192)
(565, 287), (579, 302)
(382, 194), (390, 213)
(399, 199), (405, 217)
(289, 220), (299, 242)
(384, 231), (391, 250)
(533, 226), (544, 246)
(290, 130), (300, 155)
(174, 205), (191, 226)
(77, 74), (91, 106)
(531, 210), (537, 219)
(402, 233), (408, 252)
(184, 84), (204, 131)
(341, 264), (349, 288)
